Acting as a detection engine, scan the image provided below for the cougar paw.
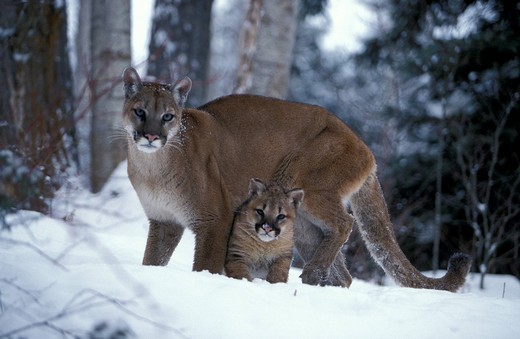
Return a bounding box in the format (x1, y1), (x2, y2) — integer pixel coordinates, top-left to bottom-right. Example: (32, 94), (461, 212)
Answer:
(300, 265), (330, 286)
(328, 266), (353, 288)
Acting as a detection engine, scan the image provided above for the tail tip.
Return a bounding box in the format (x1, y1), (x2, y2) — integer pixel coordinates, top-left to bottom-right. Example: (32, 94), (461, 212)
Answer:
(447, 252), (472, 276)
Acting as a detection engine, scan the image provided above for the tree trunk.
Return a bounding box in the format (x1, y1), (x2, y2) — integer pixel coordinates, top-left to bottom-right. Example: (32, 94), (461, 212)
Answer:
(432, 98), (447, 272)
(247, 0), (299, 99)
(73, 0), (92, 184)
(90, 0), (131, 193)
(0, 1), (74, 214)
(148, 0), (214, 107)
(234, 0), (264, 94)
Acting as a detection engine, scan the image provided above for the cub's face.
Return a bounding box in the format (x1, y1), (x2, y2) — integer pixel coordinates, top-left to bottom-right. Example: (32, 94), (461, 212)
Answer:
(239, 179), (304, 243)
(122, 67), (192, 153)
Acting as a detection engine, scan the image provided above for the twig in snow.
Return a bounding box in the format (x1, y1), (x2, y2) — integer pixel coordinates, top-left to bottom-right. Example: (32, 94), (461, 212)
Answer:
(0, 278), (43, 305)
(0, 237), (69, 271)
(0, 288), (187, 339)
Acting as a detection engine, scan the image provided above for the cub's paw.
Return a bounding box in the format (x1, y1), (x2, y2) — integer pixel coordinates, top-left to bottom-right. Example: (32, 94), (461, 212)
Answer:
(300, 265), (330, 286)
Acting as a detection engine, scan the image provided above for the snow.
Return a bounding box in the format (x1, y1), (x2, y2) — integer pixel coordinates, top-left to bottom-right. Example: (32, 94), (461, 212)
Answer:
(1, 162), (519, 338)
(322, 0), (374, 53)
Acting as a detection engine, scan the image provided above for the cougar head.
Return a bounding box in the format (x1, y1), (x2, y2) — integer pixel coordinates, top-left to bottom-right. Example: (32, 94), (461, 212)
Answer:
(122, 67), (192, 153)
(243, 179), (304, 243)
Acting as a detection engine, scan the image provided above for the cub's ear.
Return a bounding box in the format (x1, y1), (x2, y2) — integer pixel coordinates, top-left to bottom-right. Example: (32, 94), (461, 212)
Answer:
(288, 188), (304, 208)
(123, 67), (142, 98)
(172, 76), (192, 107)
(248, 178), (266, 196)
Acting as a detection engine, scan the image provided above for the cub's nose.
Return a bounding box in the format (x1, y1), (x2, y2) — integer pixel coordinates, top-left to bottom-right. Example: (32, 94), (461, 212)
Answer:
(262, 224), (273, 233)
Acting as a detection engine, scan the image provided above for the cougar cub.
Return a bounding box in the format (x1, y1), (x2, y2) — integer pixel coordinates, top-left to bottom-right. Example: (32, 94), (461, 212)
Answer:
(225, 179), (304, 283)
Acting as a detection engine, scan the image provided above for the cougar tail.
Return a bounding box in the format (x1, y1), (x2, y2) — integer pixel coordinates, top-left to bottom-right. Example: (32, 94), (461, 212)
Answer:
(349, 173), (472, 292)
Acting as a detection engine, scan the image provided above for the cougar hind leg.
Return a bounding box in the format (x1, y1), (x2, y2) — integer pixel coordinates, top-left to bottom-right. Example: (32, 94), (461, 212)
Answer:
(293, 214), (320, 263)
(294, 218), (352, 287)
(294, 196), (354, 287)
(329, 251), (352, 287)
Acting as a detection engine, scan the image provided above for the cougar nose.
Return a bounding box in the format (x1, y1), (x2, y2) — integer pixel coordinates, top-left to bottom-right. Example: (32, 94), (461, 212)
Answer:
(145, 134), (159, 142)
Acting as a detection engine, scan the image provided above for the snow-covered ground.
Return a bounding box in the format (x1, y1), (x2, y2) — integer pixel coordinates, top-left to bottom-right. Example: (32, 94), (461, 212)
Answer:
(1, 162), (519, 338)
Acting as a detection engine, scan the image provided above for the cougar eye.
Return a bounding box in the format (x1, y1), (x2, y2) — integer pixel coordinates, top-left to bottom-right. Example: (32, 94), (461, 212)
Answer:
(162, 113), (174, 122)
(134, 109), (146, 120)
(256, 209), (264, 217)
(277, 214), (286, 220)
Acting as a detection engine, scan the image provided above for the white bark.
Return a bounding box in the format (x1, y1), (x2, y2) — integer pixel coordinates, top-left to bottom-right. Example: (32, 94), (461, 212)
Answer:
(248, 0), (300, 99)
(73, 0), (92, 185)
(90, 0), (131, 193)
(234, 0), (263, 94)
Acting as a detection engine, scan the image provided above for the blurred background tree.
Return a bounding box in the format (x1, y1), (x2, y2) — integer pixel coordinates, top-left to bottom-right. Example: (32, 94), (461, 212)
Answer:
(234, 0), (300, 98)
(0, 1), (75, 225)
(147, 0), (214, 107)
(90, 0), (131, 193)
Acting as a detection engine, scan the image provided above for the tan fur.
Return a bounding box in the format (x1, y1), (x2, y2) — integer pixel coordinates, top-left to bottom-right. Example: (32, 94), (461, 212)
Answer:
(225, 179), (304, 283)
(122, 68), (471, 291)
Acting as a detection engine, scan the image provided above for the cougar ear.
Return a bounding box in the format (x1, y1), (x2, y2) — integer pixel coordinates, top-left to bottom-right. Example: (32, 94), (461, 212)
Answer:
(172, 76), (192, 107)
(248, 178), (267, 196)
(123, 67), (142, 98)
(288, 188), (304, 208)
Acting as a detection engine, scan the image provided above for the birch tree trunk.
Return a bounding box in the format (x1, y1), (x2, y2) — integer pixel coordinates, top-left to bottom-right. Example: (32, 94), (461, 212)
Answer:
(246, 0), (299, 99)
(234, 0), (263, 94)
(90, 0), (131, 193)
(73, 0), (92, 184)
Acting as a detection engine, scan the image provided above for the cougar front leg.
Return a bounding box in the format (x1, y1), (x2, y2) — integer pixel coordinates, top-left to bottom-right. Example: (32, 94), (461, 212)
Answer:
(225, 256), (253, 281)
(192, 215), (233, 274)
(266, 254), (292, 283)
(142, 220), (185, 266)
(296, 196), (354, 286)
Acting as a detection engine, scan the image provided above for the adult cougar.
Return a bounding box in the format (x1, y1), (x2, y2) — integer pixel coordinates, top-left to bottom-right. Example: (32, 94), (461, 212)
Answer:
(122, 67), (471, 292)
(225, 179), (304, 283)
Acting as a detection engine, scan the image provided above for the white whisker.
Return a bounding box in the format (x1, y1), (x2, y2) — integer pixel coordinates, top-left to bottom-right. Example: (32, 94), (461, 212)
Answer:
(107, 127), (131, 144)
(165, 139), (183, 152)
(235, 221), (263, 241)
(276, 231), (293, 241)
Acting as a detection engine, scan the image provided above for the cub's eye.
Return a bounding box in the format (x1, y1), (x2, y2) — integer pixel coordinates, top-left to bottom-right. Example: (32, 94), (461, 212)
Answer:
(162, 113), (174, 122)
(134, 109), (146, 120)
(277, 214), (286, 220)
(255, 209), (264, 217)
